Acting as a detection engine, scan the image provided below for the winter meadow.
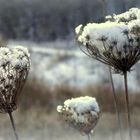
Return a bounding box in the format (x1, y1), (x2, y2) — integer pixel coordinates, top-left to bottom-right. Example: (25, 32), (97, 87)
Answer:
(0, 0), (140, 140)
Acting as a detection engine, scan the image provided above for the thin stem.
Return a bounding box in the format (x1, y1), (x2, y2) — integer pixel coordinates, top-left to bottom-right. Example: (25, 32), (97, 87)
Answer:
(108, 66), (123, 140)
(123, 72), (132, 140)
(87, 134), (91, 140)
(8, 112), (19, 140)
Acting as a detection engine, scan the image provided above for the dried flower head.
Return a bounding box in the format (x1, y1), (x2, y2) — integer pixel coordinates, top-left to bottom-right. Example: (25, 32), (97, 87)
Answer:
(105, 8), (140, 23)
(75, 21), (140, 73)
(57, 96), (100, 134)
(0, 46), (30, 113)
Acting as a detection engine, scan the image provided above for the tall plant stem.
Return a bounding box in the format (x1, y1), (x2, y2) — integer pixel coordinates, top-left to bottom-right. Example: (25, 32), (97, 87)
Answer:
(8, 112), (19, 140)
(123, 72), (132, 140)
(108, 66), (123, 140)
(87, 134), (91, 140)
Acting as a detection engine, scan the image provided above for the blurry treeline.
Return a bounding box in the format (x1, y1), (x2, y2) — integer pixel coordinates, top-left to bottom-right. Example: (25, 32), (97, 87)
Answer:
(0, 0), (139, 41)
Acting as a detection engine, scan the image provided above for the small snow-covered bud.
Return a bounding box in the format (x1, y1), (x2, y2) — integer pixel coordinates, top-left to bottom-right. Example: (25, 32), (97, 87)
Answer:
(105, 15), (112, 19)
(75, 24), (83, 35)
(0, 48), (10, 55)
(57, 96), (100, 134)
(57, 105), (63, 113)
(14, 45), (30, 57)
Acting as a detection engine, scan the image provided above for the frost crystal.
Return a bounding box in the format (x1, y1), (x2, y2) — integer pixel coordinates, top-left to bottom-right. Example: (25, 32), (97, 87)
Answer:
(57, 96), (100, 134)
(0, 46), (30, 113)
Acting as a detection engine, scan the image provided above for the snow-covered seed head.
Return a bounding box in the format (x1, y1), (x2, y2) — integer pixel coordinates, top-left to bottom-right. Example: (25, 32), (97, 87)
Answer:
(0, 46), (30, 113)
(105, 8), (140, 23)
(75, 20), (140, 73)
(57, 96), (100, 134)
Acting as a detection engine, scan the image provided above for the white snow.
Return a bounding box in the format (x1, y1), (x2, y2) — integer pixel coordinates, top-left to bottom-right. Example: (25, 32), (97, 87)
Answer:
(76, 22), (130, 52)
(7, 40), (140, 92)
(0, 47), (30, 69)
(64, 96), (100, 113)
(106, 8), (140, 22)
(57, 96), (100, 124)
(75, 20), (140, 55)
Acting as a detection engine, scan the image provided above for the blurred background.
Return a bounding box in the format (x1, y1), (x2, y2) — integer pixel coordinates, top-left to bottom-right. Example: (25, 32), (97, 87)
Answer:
(0, 0), (140, 140)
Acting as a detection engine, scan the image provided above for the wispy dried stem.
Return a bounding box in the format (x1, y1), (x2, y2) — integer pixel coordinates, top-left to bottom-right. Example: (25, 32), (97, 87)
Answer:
(87, 134), (91, 140)
(108, 66), (123, 140)
(124, 72), (132, 140)
(8, 112), (19, 140)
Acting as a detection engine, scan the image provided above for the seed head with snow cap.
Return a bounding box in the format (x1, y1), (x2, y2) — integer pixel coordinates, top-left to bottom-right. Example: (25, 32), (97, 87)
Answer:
(57, 96), (100, 134)
(0, 46), (30, 113)
(106, 8), (140, 23)
(75, 21), (140, 74)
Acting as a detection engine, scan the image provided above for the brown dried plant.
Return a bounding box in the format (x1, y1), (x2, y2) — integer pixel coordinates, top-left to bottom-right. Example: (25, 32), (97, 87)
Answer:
(0, 46), (30, 140)
(75, 21), (140, 140)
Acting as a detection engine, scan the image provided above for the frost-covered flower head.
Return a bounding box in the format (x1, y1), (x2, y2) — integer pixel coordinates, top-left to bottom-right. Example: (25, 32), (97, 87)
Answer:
(106, 8), (140, 23)
(105, 8), (140, 42)
(57, 96), (100, 134)
(75, 21), (140, 73)
(0, 46), (30, 113)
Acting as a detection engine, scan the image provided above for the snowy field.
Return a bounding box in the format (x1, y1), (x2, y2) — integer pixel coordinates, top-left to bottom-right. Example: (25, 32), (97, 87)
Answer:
(8, 40), (140, 92)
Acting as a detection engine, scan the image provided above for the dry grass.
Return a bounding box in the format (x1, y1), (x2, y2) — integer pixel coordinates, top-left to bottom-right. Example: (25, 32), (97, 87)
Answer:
(0, 78), (140, 139)
(0, 108), (139, 140)
(19, 78), (140, 114)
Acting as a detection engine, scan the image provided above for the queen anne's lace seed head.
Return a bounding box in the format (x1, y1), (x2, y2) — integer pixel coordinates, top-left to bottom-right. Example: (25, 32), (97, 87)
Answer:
(57, 96), (100, 134)
(0, 46), (30, 113)
(106, 8), (140, 23)
(75, 20), (140, 73)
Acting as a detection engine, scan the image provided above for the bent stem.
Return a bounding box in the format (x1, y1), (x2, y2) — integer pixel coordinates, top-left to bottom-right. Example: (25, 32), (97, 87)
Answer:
(123, 72), (132, 140)
(108, 66), (123, 140)
(8, 112), (19, 140)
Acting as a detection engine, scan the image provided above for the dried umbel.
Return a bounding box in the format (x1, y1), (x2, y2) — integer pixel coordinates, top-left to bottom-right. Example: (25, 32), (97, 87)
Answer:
(0, 46), (30, 113)
(57, 96), (100, 134)
(75, 16), (140, 140)
(75, 21), (140, 74)
(105, 9), (140, 140)
(106, 8), (140, 23)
